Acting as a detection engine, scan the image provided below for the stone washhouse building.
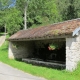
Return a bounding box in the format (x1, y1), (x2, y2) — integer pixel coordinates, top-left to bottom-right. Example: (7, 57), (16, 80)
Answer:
(8, 18), (80, 71)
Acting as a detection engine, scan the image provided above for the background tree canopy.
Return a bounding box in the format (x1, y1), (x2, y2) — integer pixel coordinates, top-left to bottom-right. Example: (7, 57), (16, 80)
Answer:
(0, 0), (80, 35)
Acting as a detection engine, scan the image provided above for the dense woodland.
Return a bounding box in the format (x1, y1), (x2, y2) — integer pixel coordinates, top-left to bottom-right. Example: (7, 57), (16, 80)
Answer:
(0, 0), (80, 35)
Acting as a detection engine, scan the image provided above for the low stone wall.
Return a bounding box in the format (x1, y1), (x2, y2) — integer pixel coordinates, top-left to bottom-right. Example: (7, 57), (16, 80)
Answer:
(9, 41), (34, 59)
(66, 35), (80, 71)
(22, 58), (66, 69)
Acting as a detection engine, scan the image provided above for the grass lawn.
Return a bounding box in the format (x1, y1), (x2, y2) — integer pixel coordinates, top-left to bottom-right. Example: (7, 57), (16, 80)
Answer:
(0, 41), (80, 80)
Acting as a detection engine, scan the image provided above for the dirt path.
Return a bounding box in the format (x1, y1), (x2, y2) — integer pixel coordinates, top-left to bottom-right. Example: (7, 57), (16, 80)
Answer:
(0, 35), (6, 47)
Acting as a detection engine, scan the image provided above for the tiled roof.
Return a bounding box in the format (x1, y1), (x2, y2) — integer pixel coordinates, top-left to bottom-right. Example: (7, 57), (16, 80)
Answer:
(8, 18), (80, 41)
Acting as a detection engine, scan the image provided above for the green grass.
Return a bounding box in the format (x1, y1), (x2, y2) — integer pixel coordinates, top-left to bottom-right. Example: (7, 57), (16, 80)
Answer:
(0, 41), (80, 80)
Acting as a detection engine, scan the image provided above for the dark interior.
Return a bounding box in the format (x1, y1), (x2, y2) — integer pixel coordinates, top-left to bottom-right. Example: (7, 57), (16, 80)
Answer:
(22, 40), (66, 69)
(32, 41), (66, 64)
(0, 27), (5, 32)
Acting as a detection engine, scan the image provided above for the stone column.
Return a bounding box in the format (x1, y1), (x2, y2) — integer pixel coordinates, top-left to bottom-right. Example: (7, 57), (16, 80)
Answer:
(66, 37), (80, 71)
(8, 42), (15, 59)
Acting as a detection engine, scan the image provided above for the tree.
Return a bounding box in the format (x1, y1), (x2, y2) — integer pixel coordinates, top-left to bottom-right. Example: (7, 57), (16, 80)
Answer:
(16, 0), (29, 29)
(0, 0), (23, 35)
(0, 0), (17, 34)
(0, 8), (22, 35)
(66, 0), (77, 20)
(43, 0), (62, 22)
(16, 0), (61, 28)
(6, 8), (23, 35)
(0, 10), (6, 32)
(56, 0), (70, 20)
(73, 0), (80, 18)
(56, 0), (80, 20)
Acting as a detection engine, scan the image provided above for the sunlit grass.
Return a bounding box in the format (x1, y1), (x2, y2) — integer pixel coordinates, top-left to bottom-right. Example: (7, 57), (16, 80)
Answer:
(0, 41), (80, 80)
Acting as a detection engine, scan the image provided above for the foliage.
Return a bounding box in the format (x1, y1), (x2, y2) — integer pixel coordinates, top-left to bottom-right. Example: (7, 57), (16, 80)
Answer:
(6, 8), (23, 35)
(16, 0), (80, 29)
(56, 0), (70, 20)
(0, 0), (13, 10)
(0, 8), (23, 35)
(16, 0), (61, 28)
(48, 43), (58, 50)
(1, 0), (80, 35)
(56, 0), (80, 20)
(0, 0), (22, 35)
(48, 43), (63, 50)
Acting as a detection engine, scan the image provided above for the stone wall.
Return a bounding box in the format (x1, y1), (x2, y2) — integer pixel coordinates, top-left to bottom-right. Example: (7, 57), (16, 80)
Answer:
(9, 41), (34, 59)
(66, 35), (80, 71)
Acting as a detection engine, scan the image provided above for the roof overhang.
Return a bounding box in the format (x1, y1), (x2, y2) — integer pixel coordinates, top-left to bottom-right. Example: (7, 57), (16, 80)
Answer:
(7, 34), (72, 41)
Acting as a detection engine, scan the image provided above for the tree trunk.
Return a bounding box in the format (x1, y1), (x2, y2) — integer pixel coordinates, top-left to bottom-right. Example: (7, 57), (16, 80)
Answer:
(24, 3), (27, 30)
(4, 23), (6, 37)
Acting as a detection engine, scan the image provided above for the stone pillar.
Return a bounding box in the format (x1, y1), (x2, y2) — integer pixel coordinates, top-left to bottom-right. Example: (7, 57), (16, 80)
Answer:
(8, 42), (15, 59)
(66, 37), (80, 71)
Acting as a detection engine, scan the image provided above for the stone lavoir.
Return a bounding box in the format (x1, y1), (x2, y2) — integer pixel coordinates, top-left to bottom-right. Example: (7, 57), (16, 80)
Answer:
(8, 18), (80, 71)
